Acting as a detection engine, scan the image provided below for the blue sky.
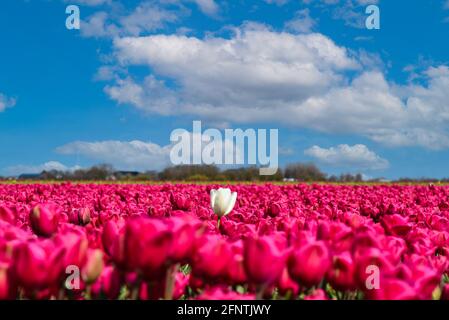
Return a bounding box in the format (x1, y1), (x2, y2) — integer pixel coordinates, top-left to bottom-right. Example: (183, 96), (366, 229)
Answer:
(0, 0), (449, 178)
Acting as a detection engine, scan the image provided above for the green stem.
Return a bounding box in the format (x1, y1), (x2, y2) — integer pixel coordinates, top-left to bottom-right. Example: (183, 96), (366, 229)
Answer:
(217, 217), (221, 230)
(130, 278), (141, 300)
(256, 284), (267, 300)
(164, 264), (180, 300)
(85, 285), (92, 300)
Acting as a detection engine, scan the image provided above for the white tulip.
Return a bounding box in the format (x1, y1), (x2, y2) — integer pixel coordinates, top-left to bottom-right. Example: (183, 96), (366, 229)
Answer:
(210, 188), (237, 220)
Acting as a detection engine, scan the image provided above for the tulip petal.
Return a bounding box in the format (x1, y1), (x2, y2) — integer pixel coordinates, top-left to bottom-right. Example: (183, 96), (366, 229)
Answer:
(224, 192), (237, 216)
(210, 189), (217, 209)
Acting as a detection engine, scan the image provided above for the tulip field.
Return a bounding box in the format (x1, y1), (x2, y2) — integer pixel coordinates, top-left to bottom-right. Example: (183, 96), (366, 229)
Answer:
(1, 182), (449, 300)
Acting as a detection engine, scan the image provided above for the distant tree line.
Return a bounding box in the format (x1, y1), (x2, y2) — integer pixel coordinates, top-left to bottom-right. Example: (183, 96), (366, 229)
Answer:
(0, 163), (382, 182)
(3, 162), (446, 183)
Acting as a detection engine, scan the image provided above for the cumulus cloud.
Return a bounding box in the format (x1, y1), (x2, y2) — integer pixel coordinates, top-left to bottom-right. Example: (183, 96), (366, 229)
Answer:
(56, 140), (172, 171)
(285, 9), (317, 33)
(304, 144), (389, 170)
(0, 93), (16, 112)
(80, 0), (221, 38)
(3, 161), (81, 176)
(191, 0), (219, 16)
(55, 134), (243, 171)
(109, 25), (358, 114)
(301, 0), (379, 28)
(81, 1), (182, 38)
(102, 24), (449, 149)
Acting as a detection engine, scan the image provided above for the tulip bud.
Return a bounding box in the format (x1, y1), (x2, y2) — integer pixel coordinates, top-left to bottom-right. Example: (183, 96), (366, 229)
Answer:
(54, 231), (88, 268)
(12, 242), (65, 290)
(102, 218), (126, 267)
(165, 217), (196, 263)
(30, 205), (59, 237)
(326, 251), (356, 291)
(124, 218), (172, 280)
(0, 263), (16, 299)
(277, 267), (300, 297)
(226, 241), (247, 285)
(192, 235), (231, 281)
(79, 208), (91, 225)
(243, 236), (287, 285)
(170, 193), (192, 211)
(380, 214), (411, 236)
(82, 249), (104, 284)
(289, 241), (330, 287)
(210, 188), (237, 218)
(70, 208), (90, 226)
(90, 266), (122, 299)
(173, 272), (190, 300)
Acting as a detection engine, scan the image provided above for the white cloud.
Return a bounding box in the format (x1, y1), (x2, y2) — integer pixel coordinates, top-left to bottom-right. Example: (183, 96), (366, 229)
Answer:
(81, 2), (181, 38)
(0, 93), (16, 112)
(285, 9), (317, 33)
(93, 65), (122, 81)
(110, 24), (358, 113)
(3, 161), (81, 176)
(103, 24), (449, 150)
(80, 0), (221, 38)
(81, 12), (119, 38)
(56, 140), (172, 171)
(305, 144), (389, 170)
(191, 0), (219, 16)
(301, 0), (379, 28)
(55, 134), (242, 171)
(119, 2), (179, 36)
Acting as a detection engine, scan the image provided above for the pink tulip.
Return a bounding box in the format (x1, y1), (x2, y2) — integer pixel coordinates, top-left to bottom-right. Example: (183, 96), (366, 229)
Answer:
(91, 266), (122, 299)
(29, 205), (59, 237)
(0, 262), (16, 299)
(326, 251), (356, 291)
(54, 230), (88, 269)
(12, 241), (65, 290)
(289, 241), (330, 287)
(124, 217), (172, 280)
(165, 217), (198, 263)
(69, 208), (91, 226)
(192, 235), (231, 281)
(243, 236), (287, 285)
(380, 214), (411, 236)
(226, 241), (247, 285)
(102, 218), (126, 267)
(366, 279), (417, 300)
(277, 267), (300, 297)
